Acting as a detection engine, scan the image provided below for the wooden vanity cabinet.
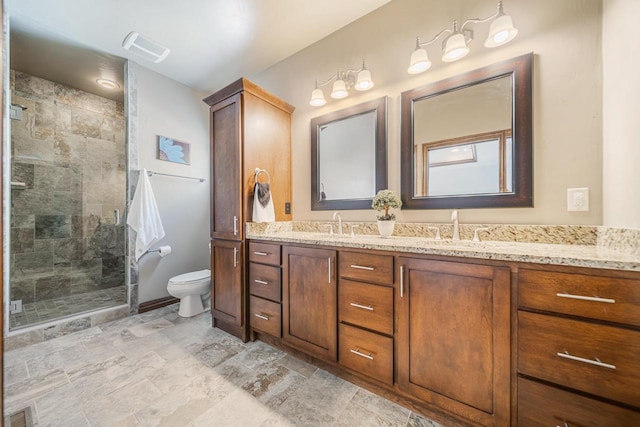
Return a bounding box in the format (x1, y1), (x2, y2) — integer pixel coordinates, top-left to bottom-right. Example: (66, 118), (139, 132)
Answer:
(517, 267), (640, 424)
(338, 251), (395, 385)
(211, 239), (244, 326)
(396, 257), (511, 426)
(204, 79), (294, 341)
(282, 245), (337, 362)
(248, 242), (282, 338)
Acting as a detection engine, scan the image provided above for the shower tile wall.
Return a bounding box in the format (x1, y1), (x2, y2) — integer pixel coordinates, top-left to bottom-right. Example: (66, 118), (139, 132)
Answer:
(9, 70), (126, 327)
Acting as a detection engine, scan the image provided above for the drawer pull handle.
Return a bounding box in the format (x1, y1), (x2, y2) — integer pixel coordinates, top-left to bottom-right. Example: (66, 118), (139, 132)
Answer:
(556, 293), (615, 304)
(556, 351), (616, 370)
(350, 264), (374, 271)
(254, 279), (269, 285)
(350, 302), (374, 311)
(253, 251), (269, 256)
(350, 348), (374, 360)
(254, 313), (270, 321)
(556, 423), (570, 427)
(400, 265), (404, 297)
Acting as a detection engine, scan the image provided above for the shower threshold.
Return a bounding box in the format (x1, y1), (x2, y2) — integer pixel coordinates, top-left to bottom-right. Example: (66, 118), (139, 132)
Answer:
(9, 286), (126, 330)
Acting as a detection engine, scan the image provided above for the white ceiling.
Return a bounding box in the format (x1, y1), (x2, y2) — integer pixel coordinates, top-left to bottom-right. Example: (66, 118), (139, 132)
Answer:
(8, 0), (391, 97)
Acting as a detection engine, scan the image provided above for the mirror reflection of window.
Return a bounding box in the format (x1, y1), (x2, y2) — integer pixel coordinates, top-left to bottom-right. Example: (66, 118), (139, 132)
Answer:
(318, 111), (376, 201)
(418, 130), (512, 197)
(413, 75), (513, 198)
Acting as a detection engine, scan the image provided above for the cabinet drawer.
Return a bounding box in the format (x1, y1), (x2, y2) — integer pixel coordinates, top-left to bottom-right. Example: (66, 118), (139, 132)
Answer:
(339, 279), (393, 335)
(518, 377), (640, 426)
(339, 251), (393, 285)
(249, 242), (281, 266)
(518, 311), (640, 407)
(249, 263), (281, 302)
(249, 296), (281, 338)
(338, 323), (393, 385)
(519, 269), (640, 327)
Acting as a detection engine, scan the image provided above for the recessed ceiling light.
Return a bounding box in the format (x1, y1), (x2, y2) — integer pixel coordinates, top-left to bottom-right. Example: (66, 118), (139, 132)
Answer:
(96, 78), (120, 90)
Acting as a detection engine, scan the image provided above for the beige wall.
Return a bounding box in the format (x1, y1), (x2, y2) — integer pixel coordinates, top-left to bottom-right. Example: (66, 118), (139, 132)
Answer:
(602, 0), (640, 229)
(254, 0), (603, 225)
(136, 67), (210, 303)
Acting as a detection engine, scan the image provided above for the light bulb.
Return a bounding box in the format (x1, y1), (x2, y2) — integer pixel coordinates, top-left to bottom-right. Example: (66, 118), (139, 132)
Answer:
(442, 32), (469, 62)
(331, 79), (348, 99)
(485, 14), (518, 47)
(408, 47), (432, 74)
(309, 88), (326, 106)
(355, 69), (374, 91)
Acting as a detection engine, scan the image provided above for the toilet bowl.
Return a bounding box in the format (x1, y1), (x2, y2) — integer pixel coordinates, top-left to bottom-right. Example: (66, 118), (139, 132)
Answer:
(167, 269), (211, 317)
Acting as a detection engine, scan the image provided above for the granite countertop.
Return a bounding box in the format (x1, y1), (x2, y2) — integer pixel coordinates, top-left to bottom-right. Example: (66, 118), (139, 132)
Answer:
(246, 228), (640, 272)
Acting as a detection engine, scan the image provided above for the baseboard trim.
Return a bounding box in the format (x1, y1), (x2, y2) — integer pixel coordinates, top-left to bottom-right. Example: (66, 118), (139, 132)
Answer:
(138, 296), (179, 313)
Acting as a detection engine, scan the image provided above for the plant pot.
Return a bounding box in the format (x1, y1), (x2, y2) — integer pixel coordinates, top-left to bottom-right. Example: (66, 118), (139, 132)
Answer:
(377, 220), (395, 238)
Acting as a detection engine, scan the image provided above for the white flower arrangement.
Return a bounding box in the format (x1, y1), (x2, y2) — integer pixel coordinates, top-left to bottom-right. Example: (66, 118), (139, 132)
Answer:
(371, 189), (402, 221)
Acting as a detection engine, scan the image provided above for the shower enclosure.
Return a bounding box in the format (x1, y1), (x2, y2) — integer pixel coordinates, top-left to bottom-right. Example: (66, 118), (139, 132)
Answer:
(7, 69), (127, 329)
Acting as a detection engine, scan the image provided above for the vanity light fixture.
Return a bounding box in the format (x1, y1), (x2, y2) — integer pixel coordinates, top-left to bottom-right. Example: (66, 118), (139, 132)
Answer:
(309, 60), (374, 107)
(408, 1), (518, 74)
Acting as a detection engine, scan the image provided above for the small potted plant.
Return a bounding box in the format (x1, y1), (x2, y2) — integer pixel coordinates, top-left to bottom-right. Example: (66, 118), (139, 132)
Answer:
(371, 189), (402, 237)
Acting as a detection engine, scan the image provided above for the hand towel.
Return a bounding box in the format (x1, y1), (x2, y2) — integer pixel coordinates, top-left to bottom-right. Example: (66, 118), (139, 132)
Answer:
(252, 182), (275, 223)
(127, 168), (165, 261)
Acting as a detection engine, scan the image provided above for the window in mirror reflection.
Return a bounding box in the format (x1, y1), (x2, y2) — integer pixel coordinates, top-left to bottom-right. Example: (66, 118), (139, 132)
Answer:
(318, 111), (376, 201)
(417, 130), (513, 196)
(413, 75), (513, 198)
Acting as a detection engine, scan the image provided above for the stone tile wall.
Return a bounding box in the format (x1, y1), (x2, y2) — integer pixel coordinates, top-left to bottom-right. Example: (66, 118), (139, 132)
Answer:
(9, 70), (126, 320)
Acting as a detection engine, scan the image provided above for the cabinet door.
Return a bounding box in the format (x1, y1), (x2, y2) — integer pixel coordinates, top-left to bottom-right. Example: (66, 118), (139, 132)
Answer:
(210, 94), (243, 241)
(211, 239), (244, 326)
(283, 246), (337, 362)
(397, 257), (511, 426)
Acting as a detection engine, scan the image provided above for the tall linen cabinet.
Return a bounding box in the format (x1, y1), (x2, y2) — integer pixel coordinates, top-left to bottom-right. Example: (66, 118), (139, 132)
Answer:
(204, 78), (294, 341)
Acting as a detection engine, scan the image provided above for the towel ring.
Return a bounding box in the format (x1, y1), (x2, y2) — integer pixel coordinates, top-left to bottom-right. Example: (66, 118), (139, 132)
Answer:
(254, 168), (270, 184)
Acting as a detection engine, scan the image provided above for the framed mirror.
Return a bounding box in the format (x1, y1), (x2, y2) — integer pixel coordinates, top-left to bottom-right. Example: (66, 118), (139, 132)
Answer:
(311, 96), (387, 210)
(401, 53), (533, 209)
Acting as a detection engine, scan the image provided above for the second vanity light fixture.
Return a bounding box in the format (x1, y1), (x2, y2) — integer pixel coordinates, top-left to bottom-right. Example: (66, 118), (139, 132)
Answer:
(310, 60), (374, 107)
(408, 1), (518, 74)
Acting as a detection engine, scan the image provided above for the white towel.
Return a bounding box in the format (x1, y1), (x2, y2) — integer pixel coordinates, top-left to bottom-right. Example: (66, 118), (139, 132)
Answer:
(252, 183), (275, 223)
(127, 169), (165, 261)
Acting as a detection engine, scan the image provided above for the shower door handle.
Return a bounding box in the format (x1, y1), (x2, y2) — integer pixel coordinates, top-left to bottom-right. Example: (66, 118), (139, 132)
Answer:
(113, 209), (120, 225)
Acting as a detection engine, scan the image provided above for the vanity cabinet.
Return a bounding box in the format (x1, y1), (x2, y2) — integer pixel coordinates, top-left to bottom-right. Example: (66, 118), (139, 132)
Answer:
(204, 78), (294, 341)
(396, 257), (511, 426)
(282, 246), (337, 362)
(517, 267), (640, 424)
(338, 251), (394, 385)
(211, 239), (244, 326)
(248, 242), (282, 338)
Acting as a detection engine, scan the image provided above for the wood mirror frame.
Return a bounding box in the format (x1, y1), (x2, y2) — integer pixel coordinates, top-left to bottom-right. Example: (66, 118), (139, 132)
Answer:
(311, 96), (387, 210)
(401, 53), (533, 209)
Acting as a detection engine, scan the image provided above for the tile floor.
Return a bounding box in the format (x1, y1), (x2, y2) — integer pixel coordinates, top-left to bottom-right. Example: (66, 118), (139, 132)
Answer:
(10, 286), (127, 329)
(4, 304), (446, 427)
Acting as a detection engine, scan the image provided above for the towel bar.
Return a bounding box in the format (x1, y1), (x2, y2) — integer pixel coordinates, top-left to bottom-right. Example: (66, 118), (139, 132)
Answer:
(147, 170), (205, 182)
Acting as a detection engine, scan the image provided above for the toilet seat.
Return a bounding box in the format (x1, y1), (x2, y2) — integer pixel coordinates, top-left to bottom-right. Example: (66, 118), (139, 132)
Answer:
(169, 269), (210, 285)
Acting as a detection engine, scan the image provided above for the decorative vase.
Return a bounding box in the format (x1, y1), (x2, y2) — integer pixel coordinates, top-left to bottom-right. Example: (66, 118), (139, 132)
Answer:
(377, 220), (395, 238)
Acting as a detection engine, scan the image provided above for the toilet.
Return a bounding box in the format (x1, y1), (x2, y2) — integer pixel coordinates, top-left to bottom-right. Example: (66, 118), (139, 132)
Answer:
(167, 269), (211, 317)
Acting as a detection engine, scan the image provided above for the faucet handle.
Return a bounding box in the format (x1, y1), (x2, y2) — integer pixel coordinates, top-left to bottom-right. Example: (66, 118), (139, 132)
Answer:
(427, 226), (441, 240)
(323, 224), (334, 235)
(472, 227), (490, 242)
(349, 224), (359, 238)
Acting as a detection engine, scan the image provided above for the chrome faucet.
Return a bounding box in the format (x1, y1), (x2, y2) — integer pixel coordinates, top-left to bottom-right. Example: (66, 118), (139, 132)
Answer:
(451, 209), (460, 241)
(332, 211), (343, 236)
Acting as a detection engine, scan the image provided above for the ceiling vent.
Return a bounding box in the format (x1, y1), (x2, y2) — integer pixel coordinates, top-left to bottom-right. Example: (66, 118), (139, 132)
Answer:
(122, 31), (170, 63)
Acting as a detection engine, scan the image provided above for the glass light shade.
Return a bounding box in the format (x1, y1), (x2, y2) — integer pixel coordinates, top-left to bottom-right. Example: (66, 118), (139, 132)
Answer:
(407, 47), (432, 74)
(331, 79), (348, 99)
(355, 69), (374, 91)
(442, 33), (469, 62)
(485, 14), (518, 47)
(309, 88), (326, 106)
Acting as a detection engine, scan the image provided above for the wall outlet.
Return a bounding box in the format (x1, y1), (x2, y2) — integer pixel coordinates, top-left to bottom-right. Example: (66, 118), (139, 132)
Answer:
(567, 187), (589, 212)
(10, 299), (23, 314)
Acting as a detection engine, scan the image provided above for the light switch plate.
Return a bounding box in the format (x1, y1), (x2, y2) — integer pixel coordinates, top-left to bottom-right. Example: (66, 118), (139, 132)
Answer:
(567, 187), (589, 212)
